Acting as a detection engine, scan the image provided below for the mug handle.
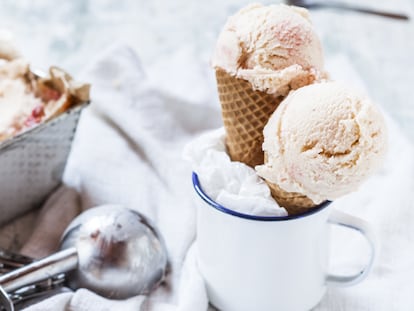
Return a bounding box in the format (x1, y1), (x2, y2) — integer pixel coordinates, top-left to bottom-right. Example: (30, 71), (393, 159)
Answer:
(326, 209), (377, 287)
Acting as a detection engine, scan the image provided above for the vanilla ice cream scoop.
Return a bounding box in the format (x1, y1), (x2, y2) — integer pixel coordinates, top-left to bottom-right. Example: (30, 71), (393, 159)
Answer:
(256, 81), (387, 204)
(212, 3), (326, 96)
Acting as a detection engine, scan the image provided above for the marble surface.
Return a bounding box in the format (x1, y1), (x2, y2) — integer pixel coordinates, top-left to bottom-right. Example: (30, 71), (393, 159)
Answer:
(1, 0), (413, 142)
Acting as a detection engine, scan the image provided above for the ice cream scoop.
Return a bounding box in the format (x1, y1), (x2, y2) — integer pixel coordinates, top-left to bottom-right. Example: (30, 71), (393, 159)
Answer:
(256, 81), (387, 206)
(212, 3), (326, 96)
(0, 205), (168, 311)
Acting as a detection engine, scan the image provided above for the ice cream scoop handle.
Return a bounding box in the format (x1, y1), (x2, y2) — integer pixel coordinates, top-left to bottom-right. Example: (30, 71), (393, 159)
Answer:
(303, 2), (409, 20)
(0, 247), (77, 293)
(326, 209), (377, 287)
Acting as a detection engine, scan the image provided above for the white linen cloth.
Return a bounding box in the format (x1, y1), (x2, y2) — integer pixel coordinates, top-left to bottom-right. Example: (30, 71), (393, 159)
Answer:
(0, 44), (412, 310)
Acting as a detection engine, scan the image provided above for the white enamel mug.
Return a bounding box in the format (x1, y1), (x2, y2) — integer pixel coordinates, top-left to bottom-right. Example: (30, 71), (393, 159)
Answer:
(192, 173), (376, 311)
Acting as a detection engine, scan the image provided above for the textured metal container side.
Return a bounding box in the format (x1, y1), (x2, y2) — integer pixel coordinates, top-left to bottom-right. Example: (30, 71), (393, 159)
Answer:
(0, 103), (88, 225)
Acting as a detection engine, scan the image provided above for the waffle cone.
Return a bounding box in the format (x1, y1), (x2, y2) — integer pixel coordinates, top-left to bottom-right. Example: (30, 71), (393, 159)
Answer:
(216, 68), (321, 214)
(266, 181), (316, 215)
(216, 69), (283, 167)
(262, 154), (316, 215)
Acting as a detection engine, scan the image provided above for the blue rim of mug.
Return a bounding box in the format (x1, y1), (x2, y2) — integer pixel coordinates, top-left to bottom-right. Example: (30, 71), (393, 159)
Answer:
(192, 172), (332, 221)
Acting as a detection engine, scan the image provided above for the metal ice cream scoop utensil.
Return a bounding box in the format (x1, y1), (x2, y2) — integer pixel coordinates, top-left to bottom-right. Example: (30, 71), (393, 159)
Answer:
(0, 205), (168, 311)
(287, 0), (410, 20)
(0, 250), (65, 308)
(6, 274), (66, 309)
(0, 250), (33, 274)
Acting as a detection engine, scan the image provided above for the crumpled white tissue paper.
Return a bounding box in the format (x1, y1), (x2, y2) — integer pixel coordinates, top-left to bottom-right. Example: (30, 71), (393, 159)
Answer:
(183, 127), (287, 216)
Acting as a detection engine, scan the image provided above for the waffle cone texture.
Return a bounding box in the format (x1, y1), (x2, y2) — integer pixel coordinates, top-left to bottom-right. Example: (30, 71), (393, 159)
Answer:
(261, 152), (317, 214)
(266, 181), (316, 215)
(216, 69), (283, 167)
(216, 69), (321, 215)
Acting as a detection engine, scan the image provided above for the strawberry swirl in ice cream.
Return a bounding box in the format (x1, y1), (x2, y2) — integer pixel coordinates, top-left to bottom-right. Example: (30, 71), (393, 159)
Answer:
(0, 59), (46, 139)
(0, 58), (90, 143)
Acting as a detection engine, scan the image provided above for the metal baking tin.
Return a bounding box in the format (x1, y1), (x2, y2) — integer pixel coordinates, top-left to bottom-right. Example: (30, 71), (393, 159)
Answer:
(0, 100), (88, 225)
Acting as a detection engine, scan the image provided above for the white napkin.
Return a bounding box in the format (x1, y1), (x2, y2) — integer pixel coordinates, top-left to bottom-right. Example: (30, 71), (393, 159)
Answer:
(0, 44), (412, 311)
(16, 44), (217, 311)
(183, 127), (287, 217)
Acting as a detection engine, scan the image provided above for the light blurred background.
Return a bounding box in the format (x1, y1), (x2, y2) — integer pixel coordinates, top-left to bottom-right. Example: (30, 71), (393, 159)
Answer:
(1, 0), (413, 141)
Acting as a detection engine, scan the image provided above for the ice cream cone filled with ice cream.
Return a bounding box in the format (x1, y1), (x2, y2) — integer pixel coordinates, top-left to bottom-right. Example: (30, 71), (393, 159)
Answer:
(256, 82), (388, 214)
(213, 3), (326, 167)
